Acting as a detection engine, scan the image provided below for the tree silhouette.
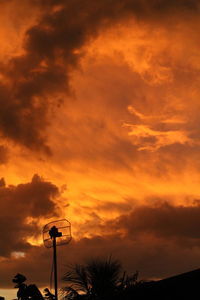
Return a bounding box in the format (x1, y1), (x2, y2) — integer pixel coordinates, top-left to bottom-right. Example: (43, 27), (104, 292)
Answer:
(61, 257), (139, 300)
(62, 257), (123, 299)
(12, 273), (44, 300)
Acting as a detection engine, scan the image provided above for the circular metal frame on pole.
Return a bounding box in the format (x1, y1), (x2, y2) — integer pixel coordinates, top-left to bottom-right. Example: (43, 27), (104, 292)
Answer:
(43, 219), (72, 248)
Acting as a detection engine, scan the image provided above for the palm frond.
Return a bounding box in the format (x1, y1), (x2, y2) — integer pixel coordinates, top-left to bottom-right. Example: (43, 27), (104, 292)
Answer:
(86, 257), (122, 296)
(62, 264), (90, 294)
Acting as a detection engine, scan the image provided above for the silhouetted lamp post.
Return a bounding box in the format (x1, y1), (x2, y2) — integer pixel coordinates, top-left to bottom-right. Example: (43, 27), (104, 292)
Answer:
(43, 220), (72, 300)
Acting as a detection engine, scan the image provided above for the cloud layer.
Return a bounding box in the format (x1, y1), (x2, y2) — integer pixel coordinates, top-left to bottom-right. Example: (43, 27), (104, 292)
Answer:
(0, 175), (59, 257)
(0, 0), (199, 151)
(1, 0), (200, 295)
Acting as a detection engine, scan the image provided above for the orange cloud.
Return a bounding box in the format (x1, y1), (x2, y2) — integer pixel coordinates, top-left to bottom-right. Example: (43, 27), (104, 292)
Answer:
(1, 0), (200, 295)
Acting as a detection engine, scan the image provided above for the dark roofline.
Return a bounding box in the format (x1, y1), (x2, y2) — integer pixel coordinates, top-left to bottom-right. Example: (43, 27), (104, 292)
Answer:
(156, 268), (200, 286)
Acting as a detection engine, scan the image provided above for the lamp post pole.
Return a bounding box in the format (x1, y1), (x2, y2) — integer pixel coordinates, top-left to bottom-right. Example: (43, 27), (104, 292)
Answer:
(53, 235), (58, 300)
(49, 226), (62, 300)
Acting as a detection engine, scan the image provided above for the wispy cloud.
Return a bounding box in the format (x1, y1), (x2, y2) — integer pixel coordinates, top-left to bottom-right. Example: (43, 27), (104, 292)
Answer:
(124, 106), (192, 150)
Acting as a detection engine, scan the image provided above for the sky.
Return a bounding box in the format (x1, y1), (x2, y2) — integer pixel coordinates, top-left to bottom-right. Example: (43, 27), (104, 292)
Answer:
(1, 0), (200, 298)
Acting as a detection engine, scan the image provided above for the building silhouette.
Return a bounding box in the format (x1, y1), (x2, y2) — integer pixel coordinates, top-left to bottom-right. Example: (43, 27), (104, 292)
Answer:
(137, 268), (200, 299)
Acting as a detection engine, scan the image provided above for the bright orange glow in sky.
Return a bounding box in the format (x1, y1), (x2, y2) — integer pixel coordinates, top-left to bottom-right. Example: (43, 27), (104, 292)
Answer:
(1, 0), (200, 298)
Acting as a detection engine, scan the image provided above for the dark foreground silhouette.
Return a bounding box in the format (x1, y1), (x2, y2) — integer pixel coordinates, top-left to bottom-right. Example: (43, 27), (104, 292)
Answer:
(13, 273), (44, 300)
(140, 268), (200, 300)
(61, 257), (200, 300)
(12, 261), (200, 300)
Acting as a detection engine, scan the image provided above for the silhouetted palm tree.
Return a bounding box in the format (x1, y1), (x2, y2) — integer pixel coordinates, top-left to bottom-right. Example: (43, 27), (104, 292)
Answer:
(61, 257), (123, 300)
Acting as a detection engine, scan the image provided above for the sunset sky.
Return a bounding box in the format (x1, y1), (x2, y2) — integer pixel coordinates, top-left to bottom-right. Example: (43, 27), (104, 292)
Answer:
(1, 0), (200, 298)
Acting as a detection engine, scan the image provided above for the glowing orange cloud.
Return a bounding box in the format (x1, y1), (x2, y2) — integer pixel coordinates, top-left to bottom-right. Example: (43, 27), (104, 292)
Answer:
(1, 0), (200, 295)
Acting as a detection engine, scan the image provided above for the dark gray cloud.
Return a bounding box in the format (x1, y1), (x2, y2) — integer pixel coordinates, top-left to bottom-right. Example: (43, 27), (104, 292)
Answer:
(0, 174), (59, 257)
(0, 0), (199, 152)
(111, 202), (200, 240)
